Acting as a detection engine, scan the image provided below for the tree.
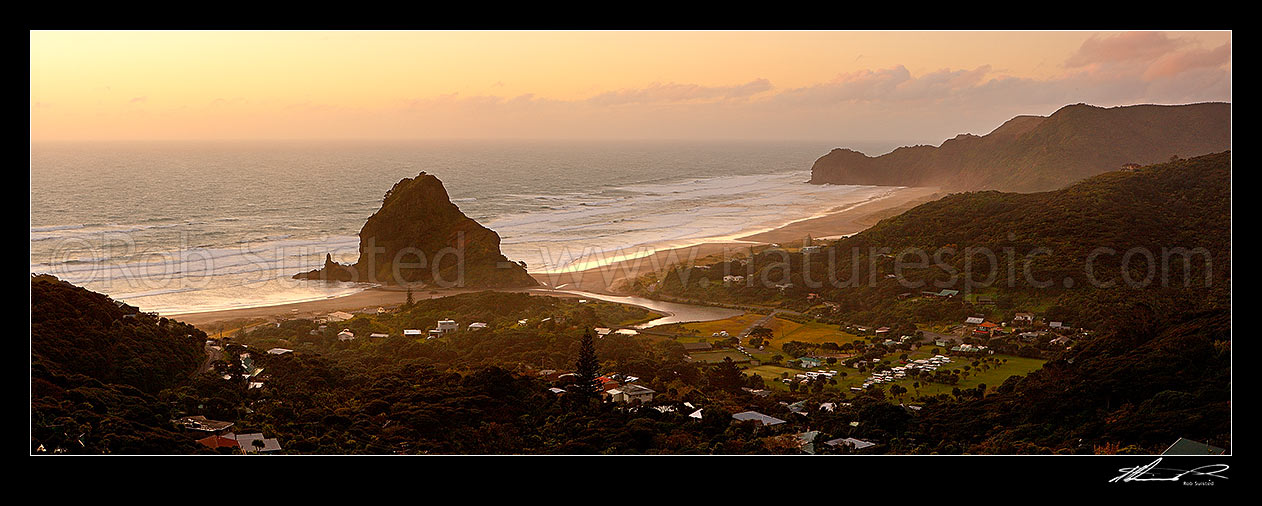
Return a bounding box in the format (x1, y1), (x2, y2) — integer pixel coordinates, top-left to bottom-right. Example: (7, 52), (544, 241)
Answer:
(405, 287), (415, 307)
(573, 332), (600, 396)
(708, 357), (745, 392)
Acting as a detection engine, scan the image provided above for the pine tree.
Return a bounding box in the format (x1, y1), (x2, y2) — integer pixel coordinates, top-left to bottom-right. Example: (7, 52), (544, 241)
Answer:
(405, 287), (415, 307)
(573, 332), (600, 396)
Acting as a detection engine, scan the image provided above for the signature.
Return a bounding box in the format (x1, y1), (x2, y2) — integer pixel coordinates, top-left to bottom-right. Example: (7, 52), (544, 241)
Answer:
(1110, 458), (1229, 483)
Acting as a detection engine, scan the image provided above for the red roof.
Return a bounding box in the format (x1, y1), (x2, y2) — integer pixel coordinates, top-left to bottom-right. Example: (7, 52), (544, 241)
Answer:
(196, 435), (240, 449)
(978, 322), (998, 328)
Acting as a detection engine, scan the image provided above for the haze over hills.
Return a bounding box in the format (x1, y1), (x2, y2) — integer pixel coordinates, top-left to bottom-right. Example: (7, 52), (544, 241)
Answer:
(295, 172), (538, 288)
(809, 102), (1231, 192)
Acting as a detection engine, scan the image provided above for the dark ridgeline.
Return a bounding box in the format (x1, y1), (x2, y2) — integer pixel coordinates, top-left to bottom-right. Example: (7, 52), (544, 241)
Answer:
(809, 102), (1231, 193)
(31, 275), (207, 454)
(294, 172), (538, 288)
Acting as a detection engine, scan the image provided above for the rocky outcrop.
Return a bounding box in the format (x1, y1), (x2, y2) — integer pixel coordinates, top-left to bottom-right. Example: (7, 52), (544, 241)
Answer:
(294, 172), (538, 288)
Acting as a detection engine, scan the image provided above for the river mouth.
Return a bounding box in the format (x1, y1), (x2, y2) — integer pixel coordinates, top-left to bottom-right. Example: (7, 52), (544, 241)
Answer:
(528, 288), (743, 328)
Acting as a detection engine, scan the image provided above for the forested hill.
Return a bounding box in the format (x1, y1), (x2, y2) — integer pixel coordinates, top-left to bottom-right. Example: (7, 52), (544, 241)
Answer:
(809, 102), (1230, 192)
(31, 275), (206, 454)
(650, 151), (1230, 333)
(31, 275), (205, 392)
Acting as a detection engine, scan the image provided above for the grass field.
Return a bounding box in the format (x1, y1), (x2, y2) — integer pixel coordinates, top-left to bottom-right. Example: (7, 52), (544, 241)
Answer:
(686, 349), (756, 364)
(656, 312), (764, 340)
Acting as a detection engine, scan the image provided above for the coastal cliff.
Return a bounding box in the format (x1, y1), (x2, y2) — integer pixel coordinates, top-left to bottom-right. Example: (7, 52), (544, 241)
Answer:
(809, 102), (1231, 192)
(294, 172), (538, 288)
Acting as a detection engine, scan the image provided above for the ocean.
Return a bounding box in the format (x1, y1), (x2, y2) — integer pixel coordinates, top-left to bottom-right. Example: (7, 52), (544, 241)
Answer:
(30, 139), (900, 315)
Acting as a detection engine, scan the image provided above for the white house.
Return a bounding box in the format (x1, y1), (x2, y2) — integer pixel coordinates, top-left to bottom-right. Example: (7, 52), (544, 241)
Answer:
(468, 322), (488, 330)
(723, 275), (745, 283)
(607, 384), (656, 403)
(327, 311), (355, 323)
(266, 348), (293, 355)
(965, 316), (984, 325)
(403, 329), (422, 337)
(369, 333), (389, 339)
(337, 329), (355, 341)
(437, 320), (459, 333)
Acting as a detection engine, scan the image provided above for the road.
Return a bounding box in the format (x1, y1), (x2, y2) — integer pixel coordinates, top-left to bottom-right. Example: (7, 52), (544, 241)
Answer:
(195, 342), (223, 377)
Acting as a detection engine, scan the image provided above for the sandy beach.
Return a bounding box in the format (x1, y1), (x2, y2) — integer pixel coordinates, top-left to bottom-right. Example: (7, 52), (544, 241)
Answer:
(169, 186), (938, 330)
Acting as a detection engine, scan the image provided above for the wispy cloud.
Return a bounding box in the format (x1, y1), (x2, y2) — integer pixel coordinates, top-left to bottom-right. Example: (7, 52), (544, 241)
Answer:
(586, 79), (773, 106)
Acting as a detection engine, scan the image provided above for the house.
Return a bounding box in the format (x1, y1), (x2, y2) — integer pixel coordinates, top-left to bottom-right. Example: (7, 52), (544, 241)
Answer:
(468, 322), (488, 330)
(1013, 312), (1035, 323)
(436, 319), (459, 333)
(548, 387), (567, 395)
(1050, 336), (1073, 346)
(174, 416), (234, 433)
(731, 411), (786, 426)
(723, 275), (745, 283)
(1120, 162), (1144, 172)
(327, 311), (354, 322)
(682, 342), (713, 352)
(689, 408), (704, 419)
(1019, 331), (1046, 342)
(1049, 321), (1065, 329)
(800, 245), (823, 254)
(593, 327), (613, 337)
(875, 327), (890, 334)
(428, 330), (443, 339)
(798, 356), (824, 368)
(825, 437), (875, 450)
(235, 433), (282, 454)
(266, 348), (293, 355)
(195, 434), (240, 450)
(607, 384), (656, 403)
(937, 289), (960, 298)
(807, 293), (820, 301)
(965, 316), (984, 325)
(337, 329), (355, 341)
(403, 329), (423, 338)
(1161, 437), (1226, 455)
(369, 333), (389, 339)
(798, 431), (821, 455)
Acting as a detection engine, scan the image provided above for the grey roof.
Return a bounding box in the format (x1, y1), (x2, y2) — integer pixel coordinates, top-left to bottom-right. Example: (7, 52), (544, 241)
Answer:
(732, 411), (786, 426)
(236, 433), (282, 453)
(622, 384), (656, 395)
(825, 437), (875, 449)
(1162, 437), (1226, 455)
(175, 416), (234, 432)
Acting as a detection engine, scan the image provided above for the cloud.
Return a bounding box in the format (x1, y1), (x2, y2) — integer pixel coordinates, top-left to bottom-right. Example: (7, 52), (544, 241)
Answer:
(129, 96), (147, 104)
(1144, 41), (1231, 80)
(773, 65), (995, 105)
(585, 78), (773, 106)
(1064, 32), (1186, 68)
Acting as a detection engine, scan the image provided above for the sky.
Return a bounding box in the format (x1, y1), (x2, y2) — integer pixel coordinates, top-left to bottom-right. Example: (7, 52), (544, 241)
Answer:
(29, 30), (1231, 147)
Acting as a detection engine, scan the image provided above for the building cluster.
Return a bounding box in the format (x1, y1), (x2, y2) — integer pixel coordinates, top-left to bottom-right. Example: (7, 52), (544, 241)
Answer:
(399, 319), (488, 340)
(860, 355), (953, 389)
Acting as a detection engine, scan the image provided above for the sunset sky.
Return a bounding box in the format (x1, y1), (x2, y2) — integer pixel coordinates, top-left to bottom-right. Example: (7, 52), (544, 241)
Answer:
(30, 31), (1231, 146)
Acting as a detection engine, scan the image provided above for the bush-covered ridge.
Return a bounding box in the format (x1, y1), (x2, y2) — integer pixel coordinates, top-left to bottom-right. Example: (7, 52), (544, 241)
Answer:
(810, 102), (1230, 192)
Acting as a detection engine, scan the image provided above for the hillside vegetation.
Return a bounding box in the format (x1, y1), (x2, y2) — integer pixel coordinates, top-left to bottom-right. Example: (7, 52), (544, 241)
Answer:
(810, 102), (1230, 192)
